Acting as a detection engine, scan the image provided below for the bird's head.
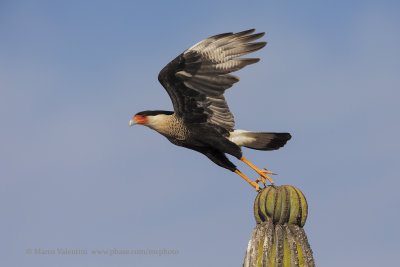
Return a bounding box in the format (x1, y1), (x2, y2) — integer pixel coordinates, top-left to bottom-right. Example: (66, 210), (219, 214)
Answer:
(129, 112), (150, 127)
(129, 110), (174, 127)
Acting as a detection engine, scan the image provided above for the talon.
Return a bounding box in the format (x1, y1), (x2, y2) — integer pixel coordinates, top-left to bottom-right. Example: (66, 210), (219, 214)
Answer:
(248, 177), (261, 191)
(261, 168), (276, 175)
(259, 172), (274, 184)
(255, 176), (266, 185)
(257, 169), (276, 184)
(257, 176), (267, 187)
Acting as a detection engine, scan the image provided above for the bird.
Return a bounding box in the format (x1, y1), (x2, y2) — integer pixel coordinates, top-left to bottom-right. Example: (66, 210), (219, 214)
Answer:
(129, 29), (291, 191)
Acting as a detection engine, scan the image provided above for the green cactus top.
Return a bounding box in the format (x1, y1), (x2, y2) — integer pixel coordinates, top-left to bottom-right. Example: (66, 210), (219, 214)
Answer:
(254, 185), (308, 227)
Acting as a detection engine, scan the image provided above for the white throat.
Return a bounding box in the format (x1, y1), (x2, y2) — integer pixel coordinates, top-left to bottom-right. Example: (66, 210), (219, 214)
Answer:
(146, 114), (171, 133)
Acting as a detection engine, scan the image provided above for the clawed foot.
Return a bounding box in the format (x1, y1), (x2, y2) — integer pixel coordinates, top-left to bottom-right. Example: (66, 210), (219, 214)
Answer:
(253, 169), (276, 192)
(256, 168), (275, 185)
(234, 165), (277, 192)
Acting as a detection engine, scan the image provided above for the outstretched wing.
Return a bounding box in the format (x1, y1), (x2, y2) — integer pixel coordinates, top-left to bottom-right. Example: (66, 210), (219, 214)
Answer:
(158, 29), (266, 132)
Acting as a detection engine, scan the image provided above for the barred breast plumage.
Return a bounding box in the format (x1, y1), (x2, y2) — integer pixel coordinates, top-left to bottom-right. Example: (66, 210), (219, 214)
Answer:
(146, 113), (190, 143)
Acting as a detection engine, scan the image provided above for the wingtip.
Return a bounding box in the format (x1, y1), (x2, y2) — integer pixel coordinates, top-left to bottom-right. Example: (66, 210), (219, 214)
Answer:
(211, 32), (234, 40)
(235, 29), (256, 37)
(258, 32), (266, 38)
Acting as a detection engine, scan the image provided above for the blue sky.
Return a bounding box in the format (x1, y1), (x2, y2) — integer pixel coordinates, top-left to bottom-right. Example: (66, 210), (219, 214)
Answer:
(1, 1), (399, 266)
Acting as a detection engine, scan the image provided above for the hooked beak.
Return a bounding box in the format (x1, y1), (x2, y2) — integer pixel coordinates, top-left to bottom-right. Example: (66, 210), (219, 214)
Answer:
(129, 119), (135, 127)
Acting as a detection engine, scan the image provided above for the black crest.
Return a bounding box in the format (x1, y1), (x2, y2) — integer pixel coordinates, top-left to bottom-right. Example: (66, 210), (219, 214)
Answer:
(135, 110), (174, 116)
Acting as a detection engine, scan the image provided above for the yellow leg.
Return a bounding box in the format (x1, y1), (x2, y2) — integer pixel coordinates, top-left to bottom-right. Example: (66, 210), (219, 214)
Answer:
(240, 156), (275, 184)
(235, 170), (260, 191)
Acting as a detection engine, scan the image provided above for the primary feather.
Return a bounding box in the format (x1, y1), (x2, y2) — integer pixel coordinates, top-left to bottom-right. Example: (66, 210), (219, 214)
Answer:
(158, 29), (266, 132)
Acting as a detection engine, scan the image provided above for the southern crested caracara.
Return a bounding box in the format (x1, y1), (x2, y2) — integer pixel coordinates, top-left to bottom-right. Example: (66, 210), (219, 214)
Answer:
(130, 29), (291, 191)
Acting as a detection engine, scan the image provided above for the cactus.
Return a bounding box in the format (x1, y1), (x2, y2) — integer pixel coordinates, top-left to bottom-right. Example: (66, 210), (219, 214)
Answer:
(243, 185), (315, 267)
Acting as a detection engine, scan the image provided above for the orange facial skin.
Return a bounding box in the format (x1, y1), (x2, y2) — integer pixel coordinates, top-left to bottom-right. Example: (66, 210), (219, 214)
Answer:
(133, 115), (148, 124)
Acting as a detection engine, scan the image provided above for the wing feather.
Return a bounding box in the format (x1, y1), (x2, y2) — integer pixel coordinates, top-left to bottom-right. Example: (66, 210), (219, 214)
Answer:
(158, 29), (266, 131)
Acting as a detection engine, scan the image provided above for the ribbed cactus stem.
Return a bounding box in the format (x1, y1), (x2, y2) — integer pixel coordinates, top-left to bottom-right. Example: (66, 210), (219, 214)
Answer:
(243, 185), (315, 267)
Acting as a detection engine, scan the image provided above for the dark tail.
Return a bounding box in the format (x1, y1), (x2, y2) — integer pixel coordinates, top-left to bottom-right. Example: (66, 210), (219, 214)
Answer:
(231, 131), (291, 151)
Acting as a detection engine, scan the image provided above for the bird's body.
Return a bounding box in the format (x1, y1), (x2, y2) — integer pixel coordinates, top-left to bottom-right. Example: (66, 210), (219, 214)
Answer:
(130, 29), (291, 191)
